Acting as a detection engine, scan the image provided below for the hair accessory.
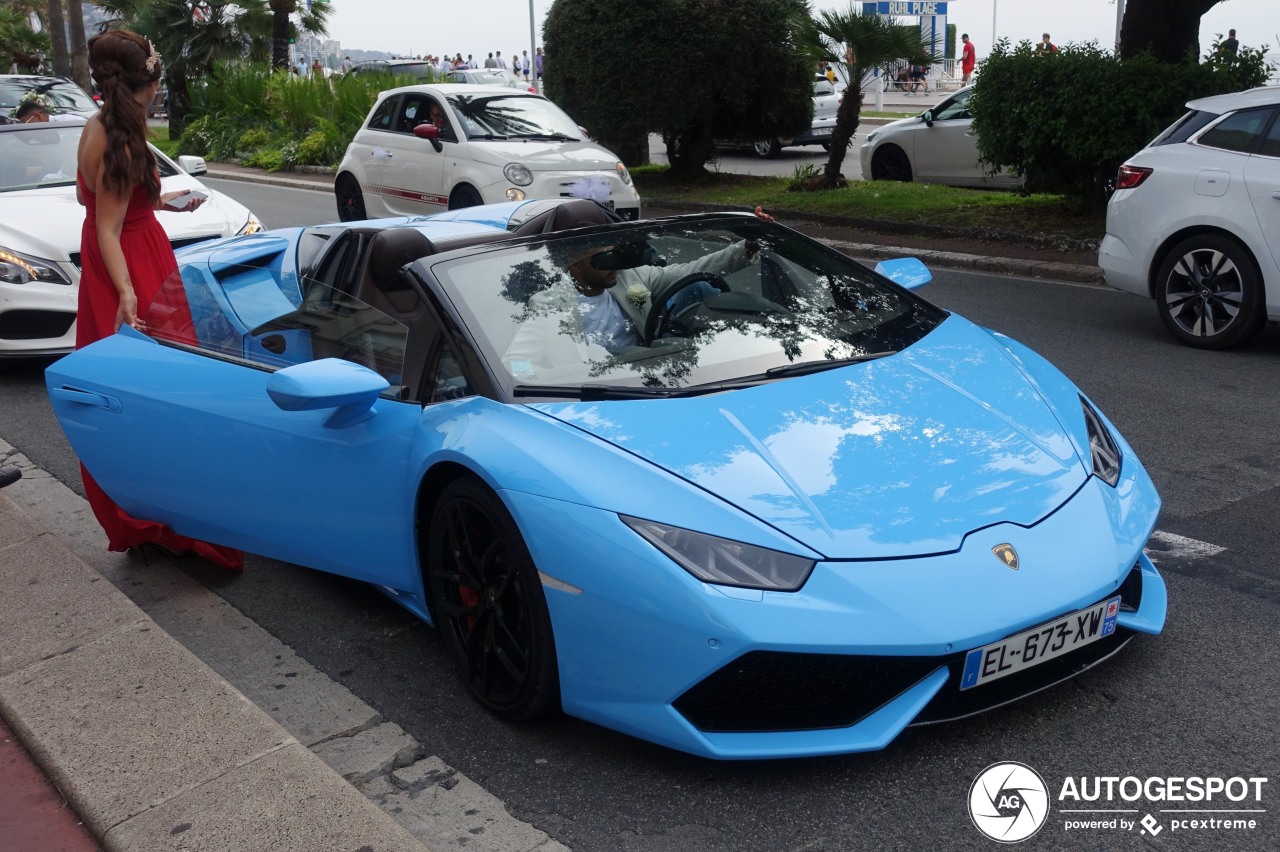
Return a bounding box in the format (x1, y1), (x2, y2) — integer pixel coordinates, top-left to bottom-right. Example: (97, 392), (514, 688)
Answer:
(144, 38), (162, 73)
(10, 91), (56, 119)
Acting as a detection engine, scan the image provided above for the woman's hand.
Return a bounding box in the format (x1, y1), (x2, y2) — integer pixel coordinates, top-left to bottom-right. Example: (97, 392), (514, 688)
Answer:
(159, 190), (206, 212)
(113, 286), (142, 333)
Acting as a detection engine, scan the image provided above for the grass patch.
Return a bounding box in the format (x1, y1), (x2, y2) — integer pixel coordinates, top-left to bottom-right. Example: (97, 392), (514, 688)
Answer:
(151, 136), (180, 159)
(633, 169), (1103, 240)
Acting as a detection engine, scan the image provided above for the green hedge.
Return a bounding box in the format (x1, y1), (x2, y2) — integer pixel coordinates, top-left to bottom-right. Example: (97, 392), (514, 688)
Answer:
(971, 39), (1271, 210)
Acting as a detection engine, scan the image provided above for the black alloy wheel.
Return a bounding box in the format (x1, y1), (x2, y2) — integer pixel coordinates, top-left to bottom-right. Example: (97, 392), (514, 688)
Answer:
(870, 145), (913, 182)
(1155, 234), (1265, 350)
(335, 173), (367, 222)
(428, 477), (559, 721)
(449, 184), (484, 210)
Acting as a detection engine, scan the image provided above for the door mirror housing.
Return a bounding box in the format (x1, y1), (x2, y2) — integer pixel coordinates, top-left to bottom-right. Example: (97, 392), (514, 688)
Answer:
(412, 122), (443, 153)
(921, 111), (934, 128)
(266, 359), (390, 429)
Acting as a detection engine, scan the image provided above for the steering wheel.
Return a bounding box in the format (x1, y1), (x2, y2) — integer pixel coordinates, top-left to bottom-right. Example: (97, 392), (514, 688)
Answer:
(643, 272), (732, 344)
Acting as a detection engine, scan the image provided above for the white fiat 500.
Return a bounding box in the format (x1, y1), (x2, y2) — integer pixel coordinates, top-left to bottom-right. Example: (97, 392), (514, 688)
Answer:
(1100, 86), (1280, 349)
(0, 119), (262, 357)
(335, 84), (641, 221)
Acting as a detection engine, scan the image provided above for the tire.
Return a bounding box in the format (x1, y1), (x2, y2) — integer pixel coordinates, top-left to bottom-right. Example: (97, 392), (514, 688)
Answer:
(870, 145), (913, 182)
(1154, 234), (1265, 350)
(449, 184), (484, 210)
(427, 477), (560, 721)
(821, 142), (831, 152)
(335, 173), (367, 222)
(753, 139), (782, 159)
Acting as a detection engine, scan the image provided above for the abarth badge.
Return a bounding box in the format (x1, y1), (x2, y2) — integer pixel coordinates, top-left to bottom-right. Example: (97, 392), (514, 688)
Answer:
(992, 544), (1019, 570)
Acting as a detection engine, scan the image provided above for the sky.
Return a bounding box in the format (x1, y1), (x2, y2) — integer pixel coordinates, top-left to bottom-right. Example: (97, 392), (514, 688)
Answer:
(321, 1), (1279, 61)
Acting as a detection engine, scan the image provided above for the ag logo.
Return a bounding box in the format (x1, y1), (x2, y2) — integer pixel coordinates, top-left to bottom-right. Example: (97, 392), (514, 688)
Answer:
(992, 544), (1019, 570)
(968, 761), (1049, 843)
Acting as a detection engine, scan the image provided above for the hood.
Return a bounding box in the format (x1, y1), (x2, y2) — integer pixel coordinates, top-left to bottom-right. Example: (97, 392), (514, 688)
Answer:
(0, 179), (252, 263)
(533, 317), (1088, 559)
(465, 139), (620, 171)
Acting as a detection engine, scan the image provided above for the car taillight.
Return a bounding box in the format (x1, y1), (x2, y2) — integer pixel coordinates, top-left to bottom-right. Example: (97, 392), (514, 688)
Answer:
(1115, 165), (1152, 190)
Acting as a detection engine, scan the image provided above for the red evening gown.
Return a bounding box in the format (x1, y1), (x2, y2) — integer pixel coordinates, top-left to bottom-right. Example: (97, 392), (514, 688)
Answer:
(75, 171), (243, 570)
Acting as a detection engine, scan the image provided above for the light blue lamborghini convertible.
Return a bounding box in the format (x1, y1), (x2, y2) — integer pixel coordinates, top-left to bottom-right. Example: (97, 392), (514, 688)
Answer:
(47, 199), (1167, 760)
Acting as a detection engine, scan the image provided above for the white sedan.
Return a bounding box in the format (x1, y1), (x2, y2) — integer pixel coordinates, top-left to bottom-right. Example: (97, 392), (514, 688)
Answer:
(859, 88), (1019, 188)
(335, 84), (640, 221)
(1100, 86), (1280, 349)
(0, 119), (263, 357)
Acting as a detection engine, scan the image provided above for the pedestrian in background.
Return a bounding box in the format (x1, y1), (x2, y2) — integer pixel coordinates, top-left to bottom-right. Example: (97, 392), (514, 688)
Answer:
(535, 47), (543, 80)
(960, 33), (975, 85)
(521, 50), (531, 81)
(1220, 29), (1239, 56)
(74, 28), (243, 570)
(1038, 33), (1058, 53)
(484, 52), (496, 68)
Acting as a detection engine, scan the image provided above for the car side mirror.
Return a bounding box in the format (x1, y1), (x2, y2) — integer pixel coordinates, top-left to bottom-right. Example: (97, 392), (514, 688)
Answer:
(177, 155), (207, 176)
(266, 358), (389, 429)
(922, 111), (934, 128)
(412, 122), (443, 153)
(874, 257), (932, 291)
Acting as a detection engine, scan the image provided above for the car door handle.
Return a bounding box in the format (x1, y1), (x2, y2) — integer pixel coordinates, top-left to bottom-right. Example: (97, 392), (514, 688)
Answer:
(50, 386), (121, 412)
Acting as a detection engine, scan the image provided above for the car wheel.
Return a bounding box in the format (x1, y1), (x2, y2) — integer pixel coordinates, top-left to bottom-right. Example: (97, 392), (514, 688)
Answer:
(821, 142), (831, 151)
(427, 477), (560, 721)
(1155, 235), (1266, 350)
(449, 184), (484, 210)
(335, 173), (367, 222)
(753, 139), (782, 159)
(870, 145), (913, 182)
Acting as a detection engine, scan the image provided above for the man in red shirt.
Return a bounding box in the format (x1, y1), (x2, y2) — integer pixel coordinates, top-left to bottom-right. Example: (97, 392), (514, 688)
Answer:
(960, 33), (976, 85)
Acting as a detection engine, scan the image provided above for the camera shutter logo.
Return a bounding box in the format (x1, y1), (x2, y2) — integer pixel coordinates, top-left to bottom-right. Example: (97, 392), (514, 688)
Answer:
(968, 762), (1050, 843)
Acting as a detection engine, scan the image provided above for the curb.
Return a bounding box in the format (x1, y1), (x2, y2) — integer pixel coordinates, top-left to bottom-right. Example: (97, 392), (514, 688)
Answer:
(202, 167), (1105, 286)
(0, 484), (429, 851)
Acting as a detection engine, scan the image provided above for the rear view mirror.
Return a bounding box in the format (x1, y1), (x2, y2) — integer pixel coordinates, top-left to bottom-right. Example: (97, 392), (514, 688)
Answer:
(922, 111), (934, 127)
(412, 122), (443, 153)
(177, 155), (207, 176)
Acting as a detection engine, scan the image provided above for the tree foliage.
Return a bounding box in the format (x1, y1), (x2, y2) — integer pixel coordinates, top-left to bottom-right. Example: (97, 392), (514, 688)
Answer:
(543, 0), (813, 176)
(970, 38), (1272, 211)
(1119, 0), (1222, 63)
(799, 10), (934, 187)
(0, 2), (50, 71)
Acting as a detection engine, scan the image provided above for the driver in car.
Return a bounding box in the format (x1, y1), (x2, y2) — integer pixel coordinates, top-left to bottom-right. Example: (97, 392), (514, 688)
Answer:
(503, 216), (771, 377)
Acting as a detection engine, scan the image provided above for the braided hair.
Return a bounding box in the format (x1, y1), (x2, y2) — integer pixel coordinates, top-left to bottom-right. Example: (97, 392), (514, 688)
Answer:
(87, 29), (163, 207)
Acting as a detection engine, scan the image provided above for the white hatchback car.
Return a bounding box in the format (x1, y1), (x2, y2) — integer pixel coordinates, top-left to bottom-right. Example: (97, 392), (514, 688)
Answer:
(1100, 86), (1280, 349)
(335, 84), (640, 221)
(859, 87), (1019, 188)
(0, 119), (262, 357)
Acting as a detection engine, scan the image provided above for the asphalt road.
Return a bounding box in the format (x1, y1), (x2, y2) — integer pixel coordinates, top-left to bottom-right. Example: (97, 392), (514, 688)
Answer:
(4, 180), (1278, 851)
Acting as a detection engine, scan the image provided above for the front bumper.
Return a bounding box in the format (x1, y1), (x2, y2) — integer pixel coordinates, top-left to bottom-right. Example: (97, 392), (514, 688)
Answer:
(0, 270), (78, 356)
(504, 455), (1164, 759)
(485, 171), (641, 219)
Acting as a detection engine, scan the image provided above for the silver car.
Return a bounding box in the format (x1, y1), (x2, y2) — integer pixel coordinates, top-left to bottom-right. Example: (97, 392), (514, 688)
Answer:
(733, 76), (841, 159)
(860, 87), (1019, 187)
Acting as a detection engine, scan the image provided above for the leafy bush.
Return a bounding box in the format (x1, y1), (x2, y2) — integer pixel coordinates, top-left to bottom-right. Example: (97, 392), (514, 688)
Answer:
(971, 39), (1272, 211)
(236, 128), (273, 153)
(178, 115), (214, 157)
(242, 147), (285, 172)
(297, 131), (328, 165)
(787, 163), (822, 191)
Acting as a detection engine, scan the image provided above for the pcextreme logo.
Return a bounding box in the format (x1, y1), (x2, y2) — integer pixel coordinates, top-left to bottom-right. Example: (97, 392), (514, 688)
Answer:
(968, 763), (1269, 843)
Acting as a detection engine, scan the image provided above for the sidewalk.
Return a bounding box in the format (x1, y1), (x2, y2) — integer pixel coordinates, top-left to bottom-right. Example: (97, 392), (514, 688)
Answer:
(0, 475), (430, 851)
(202, 162), (1104, 286)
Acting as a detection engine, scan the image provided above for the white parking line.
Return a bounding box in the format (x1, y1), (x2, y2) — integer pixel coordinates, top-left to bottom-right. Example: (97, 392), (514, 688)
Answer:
(1146, 530), (1227, 562)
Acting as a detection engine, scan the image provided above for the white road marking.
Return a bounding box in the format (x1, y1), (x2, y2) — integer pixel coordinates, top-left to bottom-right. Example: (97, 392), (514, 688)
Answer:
(1145, 530), (1227, 563)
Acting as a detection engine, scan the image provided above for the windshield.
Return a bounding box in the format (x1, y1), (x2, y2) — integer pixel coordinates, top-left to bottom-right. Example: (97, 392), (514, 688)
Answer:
(0, 123), (176, 192)
(432, 217), (946, 396)
(445, 93), (580, 140)
(0, 78), (97, 114)
(0, 125), (78, 190)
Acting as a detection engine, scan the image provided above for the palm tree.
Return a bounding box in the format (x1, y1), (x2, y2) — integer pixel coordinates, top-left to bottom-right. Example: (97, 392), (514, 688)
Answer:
(800, 9), (933, 188)
(45, 0), (68, 76)
(0, 3), (50, 72)
(65, 0), (89, 92)
(266, 0), (330, 71)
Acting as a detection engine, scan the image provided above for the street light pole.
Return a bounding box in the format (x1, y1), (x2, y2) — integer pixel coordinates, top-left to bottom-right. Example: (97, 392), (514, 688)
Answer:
(991, 0), (996, 53)
(529, 0), (539, 93)
(1115, 0), (1126, 51)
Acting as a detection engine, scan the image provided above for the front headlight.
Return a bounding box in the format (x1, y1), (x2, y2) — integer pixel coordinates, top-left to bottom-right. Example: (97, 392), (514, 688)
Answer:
(504, 163), (533, 186)
(621, 516), (815, 591)
(616, 162), (632, 186)
(0, 247), (71, 285)
(237, 214), (265, 236)
(1081, 396), (1121, 487)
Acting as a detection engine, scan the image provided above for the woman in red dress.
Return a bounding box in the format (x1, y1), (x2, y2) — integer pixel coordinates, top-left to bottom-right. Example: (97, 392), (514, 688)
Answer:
(75, 29), (242, 570)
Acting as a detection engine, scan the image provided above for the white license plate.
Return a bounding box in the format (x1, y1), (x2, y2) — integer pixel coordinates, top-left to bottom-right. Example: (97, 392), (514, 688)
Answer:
(813, 127), (833, 135)
(960, 596), (1121, 690)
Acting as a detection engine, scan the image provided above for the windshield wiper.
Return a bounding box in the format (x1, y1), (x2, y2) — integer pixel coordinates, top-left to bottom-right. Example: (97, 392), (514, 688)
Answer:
(510, 132), (578, 142)
(763, 351), (895, 379)
(467, 132), (510, 140)
(512, 383), (674, 400)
